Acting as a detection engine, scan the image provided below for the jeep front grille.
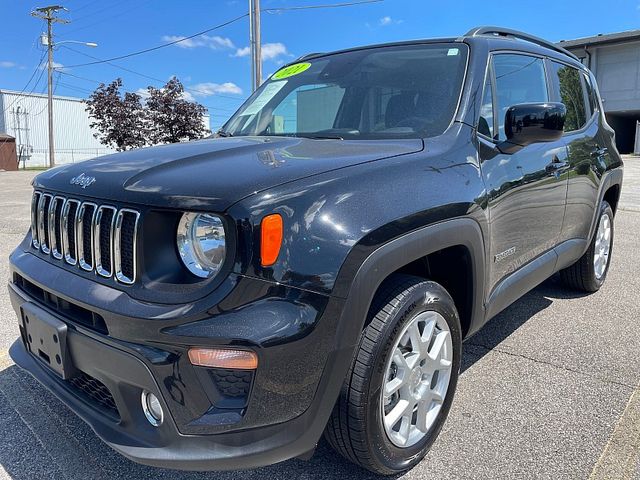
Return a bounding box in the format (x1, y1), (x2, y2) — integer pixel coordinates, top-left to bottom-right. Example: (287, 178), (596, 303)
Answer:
(31, 191), (140, 284)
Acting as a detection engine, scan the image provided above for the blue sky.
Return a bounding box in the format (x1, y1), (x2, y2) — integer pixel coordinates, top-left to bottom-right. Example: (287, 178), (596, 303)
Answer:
(2, 0), (640, 127)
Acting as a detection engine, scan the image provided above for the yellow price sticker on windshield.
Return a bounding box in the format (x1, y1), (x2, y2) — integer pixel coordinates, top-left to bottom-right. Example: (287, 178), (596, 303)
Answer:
(272, 62), (311, 80)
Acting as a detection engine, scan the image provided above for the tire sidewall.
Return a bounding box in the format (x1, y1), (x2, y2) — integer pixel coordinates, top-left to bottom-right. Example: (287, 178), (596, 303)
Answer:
(364, 281), (462, 473)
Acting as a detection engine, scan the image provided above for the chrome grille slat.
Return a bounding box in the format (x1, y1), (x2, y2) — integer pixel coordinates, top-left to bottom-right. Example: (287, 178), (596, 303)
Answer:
(31, 192), (41, 249)
(77, 203), (98, 271)
(31, 192), (140, 284)
(38, 194), (52, 254)
(49, 196), (65, 260)
(94, 206), (116, 278)
(62, 199), (79, 265)
(114, 209), (140, 285)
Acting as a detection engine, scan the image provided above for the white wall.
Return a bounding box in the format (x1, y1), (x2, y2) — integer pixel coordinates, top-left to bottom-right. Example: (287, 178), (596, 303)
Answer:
(0, 90), (212, 168)
(594, 42), (640, 113)
(567, 41), (640, 114)
(0, 90), (115, 167)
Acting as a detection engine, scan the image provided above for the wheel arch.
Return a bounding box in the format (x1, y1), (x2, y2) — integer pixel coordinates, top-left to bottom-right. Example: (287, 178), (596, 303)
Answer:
(333, 217), (486, 352)
(603, 182), (621, 215)
(586, 167), (623, 242)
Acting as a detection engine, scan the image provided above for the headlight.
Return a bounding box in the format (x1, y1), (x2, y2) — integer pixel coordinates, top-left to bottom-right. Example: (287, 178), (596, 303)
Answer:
(177, 213), (226, 278)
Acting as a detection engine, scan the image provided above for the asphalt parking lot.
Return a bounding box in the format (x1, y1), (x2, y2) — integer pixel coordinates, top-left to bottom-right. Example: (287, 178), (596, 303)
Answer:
(1, 158), (639, 480)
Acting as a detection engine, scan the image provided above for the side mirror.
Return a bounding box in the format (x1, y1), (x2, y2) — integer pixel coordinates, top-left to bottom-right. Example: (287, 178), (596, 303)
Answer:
(499, 102), (566, 154)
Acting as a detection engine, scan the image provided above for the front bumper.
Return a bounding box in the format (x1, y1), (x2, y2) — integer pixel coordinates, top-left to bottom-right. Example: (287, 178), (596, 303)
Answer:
(9, 338), (351, 471)
(8, 248), (354, 470)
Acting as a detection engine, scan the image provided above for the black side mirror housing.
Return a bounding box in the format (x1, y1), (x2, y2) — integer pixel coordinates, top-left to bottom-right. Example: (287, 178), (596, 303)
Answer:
(498, 102), (566, 154)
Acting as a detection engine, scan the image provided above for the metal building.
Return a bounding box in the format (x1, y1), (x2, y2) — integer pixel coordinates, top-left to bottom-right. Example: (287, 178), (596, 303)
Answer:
(0, 89), (212, 168)
(559, 30), (640, 153)
(0, 89), (114, 167)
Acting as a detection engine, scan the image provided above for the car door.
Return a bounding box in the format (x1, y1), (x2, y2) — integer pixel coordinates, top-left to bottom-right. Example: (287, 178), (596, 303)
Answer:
(547, 61), (601, 242)
(477, 53), (569, 294)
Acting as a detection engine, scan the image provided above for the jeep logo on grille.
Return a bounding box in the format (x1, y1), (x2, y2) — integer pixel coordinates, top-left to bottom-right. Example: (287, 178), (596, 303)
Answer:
(70, 173), (96, 189)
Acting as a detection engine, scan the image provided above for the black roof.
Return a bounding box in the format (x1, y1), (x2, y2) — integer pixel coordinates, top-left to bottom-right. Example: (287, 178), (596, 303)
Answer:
(291, 26), (582, 70)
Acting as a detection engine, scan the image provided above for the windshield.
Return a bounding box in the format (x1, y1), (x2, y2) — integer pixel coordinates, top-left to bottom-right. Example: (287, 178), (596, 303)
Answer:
(223, 43), (468, 140)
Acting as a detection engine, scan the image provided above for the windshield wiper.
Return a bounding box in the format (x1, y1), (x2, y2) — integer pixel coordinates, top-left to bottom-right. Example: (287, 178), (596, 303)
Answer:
(300, 134), (344, 140)
(215, 129), (233, 137)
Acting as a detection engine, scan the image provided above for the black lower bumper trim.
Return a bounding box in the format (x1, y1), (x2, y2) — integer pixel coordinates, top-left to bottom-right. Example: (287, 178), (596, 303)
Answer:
(10, 337), (354, 470)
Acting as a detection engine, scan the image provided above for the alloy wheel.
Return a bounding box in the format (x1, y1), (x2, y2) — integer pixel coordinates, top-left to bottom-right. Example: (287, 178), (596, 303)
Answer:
(381, 310), (453, 448)
(594, 212), (612, 280)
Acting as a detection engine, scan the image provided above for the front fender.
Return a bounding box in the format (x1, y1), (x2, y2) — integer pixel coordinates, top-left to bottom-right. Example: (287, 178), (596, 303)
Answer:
(333, 217), (487, 351)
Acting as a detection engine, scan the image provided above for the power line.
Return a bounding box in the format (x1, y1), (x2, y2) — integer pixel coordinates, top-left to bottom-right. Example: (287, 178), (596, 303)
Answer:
(2, 49), (48, 113)
(66, 0), (102, 14)
(60, 0), (154, 38)
(57, 81), (92, 94)
(61, 0), (383, 69)
(263, 0), (382, 12)
(56, 71), (238, 112)
(67, 0), (133, 24)
(62, 13), (249, 68)
(31, 4), (70, 168)
(31, 72), (61, 116)
(60, 45), (247, 102)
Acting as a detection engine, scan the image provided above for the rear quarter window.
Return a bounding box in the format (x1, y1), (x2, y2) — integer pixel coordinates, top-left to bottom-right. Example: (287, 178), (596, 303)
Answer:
(582, 72), (599, 117)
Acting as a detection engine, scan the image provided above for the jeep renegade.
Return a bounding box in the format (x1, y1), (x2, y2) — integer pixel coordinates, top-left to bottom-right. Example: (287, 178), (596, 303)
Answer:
(8, 27), (623, 475)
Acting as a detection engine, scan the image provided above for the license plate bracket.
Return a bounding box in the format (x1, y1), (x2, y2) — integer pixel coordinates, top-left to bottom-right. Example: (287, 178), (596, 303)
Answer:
(19, 302), (76, 380)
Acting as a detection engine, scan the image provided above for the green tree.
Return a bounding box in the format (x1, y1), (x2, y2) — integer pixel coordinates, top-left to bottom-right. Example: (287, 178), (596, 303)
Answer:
(557, 66), (586, 131)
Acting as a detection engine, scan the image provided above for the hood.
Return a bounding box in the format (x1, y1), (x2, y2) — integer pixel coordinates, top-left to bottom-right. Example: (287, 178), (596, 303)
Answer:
(34, 137), (423, 211)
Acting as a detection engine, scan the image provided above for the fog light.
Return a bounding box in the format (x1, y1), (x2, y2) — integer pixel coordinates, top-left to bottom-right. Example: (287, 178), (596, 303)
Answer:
(141, 390), (164, 427)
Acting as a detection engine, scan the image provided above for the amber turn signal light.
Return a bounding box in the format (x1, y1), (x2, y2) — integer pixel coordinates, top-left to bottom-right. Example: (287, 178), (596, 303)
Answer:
(260, 213), (283, 266)
(188, 348), (258, 370)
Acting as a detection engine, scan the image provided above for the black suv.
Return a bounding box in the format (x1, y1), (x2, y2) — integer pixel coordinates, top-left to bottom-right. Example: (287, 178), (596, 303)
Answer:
(8, 27), (623, 475)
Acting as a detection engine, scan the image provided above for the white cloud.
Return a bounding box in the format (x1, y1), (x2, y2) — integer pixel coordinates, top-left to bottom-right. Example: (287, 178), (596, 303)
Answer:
(0, 61), (16, 68)
(234, 42), (289, 61)
(189, 82), (243, 96)
(181, 90), (196, 102)
(135, 88), (150, 99)
(261, 43), (288, 60)
(234, 46), (251, 57)
(40, 61), (64, 70)
(378, 16), (402, 26)
(162, 34), (235, 50)
(135, 87), (196, 102)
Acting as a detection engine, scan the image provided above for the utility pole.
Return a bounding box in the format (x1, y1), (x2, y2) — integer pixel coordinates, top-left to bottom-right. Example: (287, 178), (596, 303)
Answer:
(249, 0), (262, 92)
(31, 5), (68, 169)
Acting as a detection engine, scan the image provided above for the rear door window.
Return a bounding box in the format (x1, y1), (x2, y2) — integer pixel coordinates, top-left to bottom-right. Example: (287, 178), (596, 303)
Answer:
(493, 54), (549, 141)
(549, 61), (589, 132)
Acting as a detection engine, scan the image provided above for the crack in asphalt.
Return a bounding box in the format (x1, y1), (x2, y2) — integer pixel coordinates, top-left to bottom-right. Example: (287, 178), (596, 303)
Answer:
(465, 341), (638, 391)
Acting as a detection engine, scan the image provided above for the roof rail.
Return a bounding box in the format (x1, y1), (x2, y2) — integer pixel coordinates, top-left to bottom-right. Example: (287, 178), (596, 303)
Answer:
(465, 26), (580, 61)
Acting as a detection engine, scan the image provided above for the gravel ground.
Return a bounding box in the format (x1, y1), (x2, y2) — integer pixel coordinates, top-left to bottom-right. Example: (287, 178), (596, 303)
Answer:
(0, 158), (639, 479)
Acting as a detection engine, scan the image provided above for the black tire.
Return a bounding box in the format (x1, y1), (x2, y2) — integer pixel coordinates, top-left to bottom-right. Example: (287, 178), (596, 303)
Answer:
(560, 201), (614, 292)
(324, 274), (462, 476)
